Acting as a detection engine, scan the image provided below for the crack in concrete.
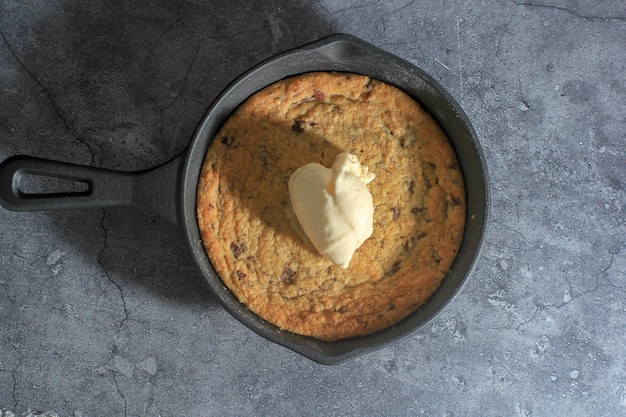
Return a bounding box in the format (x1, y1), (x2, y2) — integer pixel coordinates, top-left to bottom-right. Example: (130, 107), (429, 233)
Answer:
(539, 256), (619, 311)
(183, 22), (268, 42)
(540, 284), (605, 311)
(602, 252), (626, 293)
(97, 209), (130, 327)
(10, 357), (22, 409)
(150, 17), (185, 52)
(489, 220), (530, 245)
(494, 15), (514, 59)
(320, 1), (380, 16)
(486, 249), (624, 332)
(0, 26), (95, 165)
(604, 252), (615, 273)
(182, 0), (214, 6)
(157, 40), (201, 154)
(514, 306), (539, 330)
(93, 209), (131, 415)
(388, 0), (415, 15)
(161, 42), (200, 114)
(117, 11), (172, 25)
(367, 0), (416, 34)
(379, 11), (387, 36)
(471, 14), (515, 77)
(513, 1), (626, 22)
(483, 275), (606, 332)
(113, 375), (129, 417)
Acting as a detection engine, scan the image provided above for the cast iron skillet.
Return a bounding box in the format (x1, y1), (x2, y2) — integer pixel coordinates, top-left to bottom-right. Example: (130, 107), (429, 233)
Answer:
(0, 34), (488, 365)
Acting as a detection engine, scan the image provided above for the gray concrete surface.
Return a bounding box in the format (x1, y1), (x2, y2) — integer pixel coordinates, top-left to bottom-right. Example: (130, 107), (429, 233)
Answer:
(1, 1), (624, 416)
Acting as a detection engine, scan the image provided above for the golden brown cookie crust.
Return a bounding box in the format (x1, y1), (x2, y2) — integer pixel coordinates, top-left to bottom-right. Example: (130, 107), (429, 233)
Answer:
(196, 72), (465, 341)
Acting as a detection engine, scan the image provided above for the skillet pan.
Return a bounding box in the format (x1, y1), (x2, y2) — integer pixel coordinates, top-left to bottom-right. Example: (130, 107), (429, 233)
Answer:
(0, 34), (488, 365)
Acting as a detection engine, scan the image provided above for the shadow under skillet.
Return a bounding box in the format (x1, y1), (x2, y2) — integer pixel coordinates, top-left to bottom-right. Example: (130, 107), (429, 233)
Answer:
(4, 1), (339, 306)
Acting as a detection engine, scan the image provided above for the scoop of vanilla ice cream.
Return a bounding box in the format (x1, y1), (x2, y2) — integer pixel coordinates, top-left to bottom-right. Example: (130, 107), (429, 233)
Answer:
(288, 152), (375, 268)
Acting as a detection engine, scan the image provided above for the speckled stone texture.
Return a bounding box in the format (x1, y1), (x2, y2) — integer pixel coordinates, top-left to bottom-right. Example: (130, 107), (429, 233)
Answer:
(0, 1), (624, 416)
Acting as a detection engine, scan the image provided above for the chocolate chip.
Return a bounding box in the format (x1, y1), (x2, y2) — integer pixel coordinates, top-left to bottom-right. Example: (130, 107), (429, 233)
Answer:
(432, 250), (441, 264)
(230, 242), (244, 258)
(221, 135), (235, 147)
(407, 180), (415, 193)
(291, 119), (304, 134)
(235, 271), (246, 280)
(402, 233), (427, 251)
(411, 207), (425, 215)
(391, 206), (401, 220)
(280, 267), (296, 284)
(385, 260), (401, 276)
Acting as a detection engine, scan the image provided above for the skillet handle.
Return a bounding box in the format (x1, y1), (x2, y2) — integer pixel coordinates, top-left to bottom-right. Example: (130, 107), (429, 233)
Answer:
(0, 154), (185, 226)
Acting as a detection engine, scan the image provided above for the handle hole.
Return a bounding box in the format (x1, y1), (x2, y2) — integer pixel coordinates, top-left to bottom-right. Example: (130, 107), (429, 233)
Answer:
(18, 173), (91, 195)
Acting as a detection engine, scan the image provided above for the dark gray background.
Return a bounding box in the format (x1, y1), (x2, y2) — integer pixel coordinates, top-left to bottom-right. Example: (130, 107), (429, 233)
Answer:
(1, 1), (624, 416)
